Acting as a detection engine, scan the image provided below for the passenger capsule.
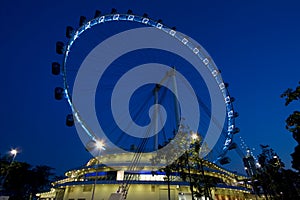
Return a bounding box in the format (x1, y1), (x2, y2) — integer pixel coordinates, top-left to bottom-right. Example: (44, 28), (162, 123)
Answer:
(52, 62), (60, 75)
(56, 41), (64, 55)
(111, 8), (117, 14)
(220, 157), (231, 165)
(79, 16), (87, 26)
(66, 26), (74, 38)
(228, 142), (237, 150)
(54, 87), (64, 100)
(66, 114), (74, 127)
(94, 10), (101, 18)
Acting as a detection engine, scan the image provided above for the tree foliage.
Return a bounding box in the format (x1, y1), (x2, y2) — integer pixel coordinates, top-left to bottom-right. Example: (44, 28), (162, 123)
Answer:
(157, 135), (216, 200)
(253, 145), (300, 200)
(281, 81), (300, 171)
(281, 82), (300, 106)
(178, 137), (216, 200)
(0, 155), (55, 200)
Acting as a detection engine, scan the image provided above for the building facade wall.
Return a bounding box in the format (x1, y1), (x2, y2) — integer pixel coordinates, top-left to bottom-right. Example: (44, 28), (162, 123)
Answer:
(61, 184), (186, 200)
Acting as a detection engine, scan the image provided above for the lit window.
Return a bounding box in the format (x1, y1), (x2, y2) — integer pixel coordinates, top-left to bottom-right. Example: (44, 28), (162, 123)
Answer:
(182, 38), (188, 45)
(142, 18), (149, 24)
(212, 70), (218, 77)
(228, 125), (234, 132)
(219, 83), (225, 90)
(224, 96), (230, 103)
(98, 16), (105, 23)
(228, 110), (234, 117)
(113, 14), (120, 20)
(193, 48), (199, 54)
(156, 23), (163, 29)
(203, 58), (209, 65)
(169, 30), (176, 36)
(128, 15), (134, 21)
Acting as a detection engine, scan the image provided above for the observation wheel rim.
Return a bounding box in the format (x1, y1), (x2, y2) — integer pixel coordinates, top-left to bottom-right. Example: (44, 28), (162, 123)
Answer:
(58, 12), (237, 163)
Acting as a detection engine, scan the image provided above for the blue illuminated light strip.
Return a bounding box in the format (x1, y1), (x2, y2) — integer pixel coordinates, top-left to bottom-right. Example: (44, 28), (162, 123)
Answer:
(61, 13), (237, 162)
(85, 171), (107, 177)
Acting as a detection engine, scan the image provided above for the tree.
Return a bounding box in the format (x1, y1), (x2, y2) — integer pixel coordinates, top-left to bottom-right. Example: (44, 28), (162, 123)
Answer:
(281, 81), (300, 171)
(254, 145), (300, 200)
(0, 155), (55, 200)
(170, 136), (215, 200)
(29, 165), (55, 196)
(151, 125), (216, 200)
(158, 163), (178, 200)
(150, 123), (192, 200)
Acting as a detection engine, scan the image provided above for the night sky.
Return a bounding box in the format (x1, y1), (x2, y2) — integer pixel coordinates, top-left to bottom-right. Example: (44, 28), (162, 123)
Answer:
(0, 0), (299, 175)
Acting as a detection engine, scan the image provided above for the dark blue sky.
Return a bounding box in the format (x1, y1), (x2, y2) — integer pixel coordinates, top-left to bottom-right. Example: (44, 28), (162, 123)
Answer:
(0, 0), (299, 175)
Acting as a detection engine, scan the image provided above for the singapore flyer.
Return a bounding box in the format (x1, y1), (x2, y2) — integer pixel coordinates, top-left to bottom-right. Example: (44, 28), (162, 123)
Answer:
(52, 9), (239, 168)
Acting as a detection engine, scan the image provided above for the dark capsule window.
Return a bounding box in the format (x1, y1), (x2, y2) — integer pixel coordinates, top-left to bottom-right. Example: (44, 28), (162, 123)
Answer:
(52, 62), (60, 75)
(66, 26), (74, 38)
(66, 114), (74, 127)
(54, 87), (64, 100)
(56, 42), (64, 55)
(79, 16), (87, 26)
(94, 10), (101, 18)
(220, 157), (231, 165)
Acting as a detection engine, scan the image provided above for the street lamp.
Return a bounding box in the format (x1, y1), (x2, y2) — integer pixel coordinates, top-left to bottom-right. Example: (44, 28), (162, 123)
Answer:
(0, 148), (18, 191)
(10, 149), (18, 162)
(191, 132), (198, 141)
(10, 149), (17, 156)
(91, 140), (105, 200)
(95, 140), (105, 150)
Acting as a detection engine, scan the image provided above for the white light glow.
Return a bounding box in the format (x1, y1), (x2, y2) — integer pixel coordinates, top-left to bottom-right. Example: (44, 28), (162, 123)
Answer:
(117, 171), (124, 181)
(228, 110), (234, 117)
(10, 149), (17, 156)
(86, 22), (91, 29)
(142, 18), (149, 24)
(219, 83), (225, 90)
(156, 23), (163, 29)
(113, 14), (120, 21)
(228, 125), (234, 132)
(98, 16), (105, 23)
(139, 174), (164, 181)
(169, 30), (176, 36)
(203, 58), (209, 65)
(212, 70), (218, 77)
(95, 140), (105, 150)
(224, 96), (230, 103)
(193, 48), (199, 54)
(182, 38), (188, 45)
(191, 133), (198, 140)
(127, 15), (134, 21)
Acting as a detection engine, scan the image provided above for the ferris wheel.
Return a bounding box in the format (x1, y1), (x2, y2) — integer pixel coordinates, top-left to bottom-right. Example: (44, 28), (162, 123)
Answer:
(52, 9), (239, 166)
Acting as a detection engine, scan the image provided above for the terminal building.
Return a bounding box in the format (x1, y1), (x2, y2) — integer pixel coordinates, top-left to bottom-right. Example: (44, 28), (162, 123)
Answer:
(37, 152), (263, 200)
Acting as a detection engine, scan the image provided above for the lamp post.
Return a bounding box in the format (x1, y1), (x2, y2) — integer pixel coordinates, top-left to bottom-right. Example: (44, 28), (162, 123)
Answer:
(91, 140), (105, 200)
(191, 133), (198, 141)
(10, 150), (17, 160)
(0, 149), (18, 191)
